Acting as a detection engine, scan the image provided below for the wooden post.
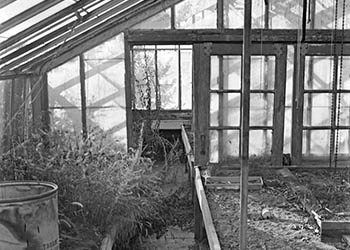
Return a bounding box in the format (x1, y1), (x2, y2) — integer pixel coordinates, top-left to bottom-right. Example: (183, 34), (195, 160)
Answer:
(79, 54), (88, 139)
(272, 45), (287, 165)
(240, 0), (252, 249)
(124, 34), (134, 149)
(193, 43), (210, 166)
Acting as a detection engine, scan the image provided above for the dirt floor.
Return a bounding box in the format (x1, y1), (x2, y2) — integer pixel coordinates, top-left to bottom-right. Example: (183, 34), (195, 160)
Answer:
(207, 168), (350, 250)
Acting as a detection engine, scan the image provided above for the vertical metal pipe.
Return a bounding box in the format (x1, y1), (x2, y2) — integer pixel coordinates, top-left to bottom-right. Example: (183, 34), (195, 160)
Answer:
(240, 0), (252, 249)
(79, 54), (87, 140)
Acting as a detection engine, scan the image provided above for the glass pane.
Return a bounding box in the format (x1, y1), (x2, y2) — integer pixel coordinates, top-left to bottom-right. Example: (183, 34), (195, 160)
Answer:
(210, 56), (241, 90)
(251, 56), (275, 90)
(305, 56), (334, 90)
(303, 130), (330, 156)
(222, 130), (240, 160)
(338, 93), (350, 126)
(210, 93), (240, 127)
(249, 130), (272, 156)
(181, 47), (192, 109)
(223, 0), (244, 28)
(284, 46), (294, 154)
(50, 108), (82, 132)
(284, 108), (292, 153)
(223, 56), (241, 90)
(314, 0), (350, 29)
(250, 93), (274, 126)
(133, 48), (156, 110)
(303, 93), (332, 126)
(270, 0), (303, 29)
(336, 129), (350, 155)
(209, 130), (219, 163)
(175, 0), (217, 29)
(132, 9), (171, 29)
(158, 49), (179, 109)
(339, 56), (350, 90)
(48, 57), (81, 108)
(210, 56), (219, 90)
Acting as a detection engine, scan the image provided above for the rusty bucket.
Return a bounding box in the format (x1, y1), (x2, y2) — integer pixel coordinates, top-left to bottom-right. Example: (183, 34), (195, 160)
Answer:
(0, 181), (59, 250)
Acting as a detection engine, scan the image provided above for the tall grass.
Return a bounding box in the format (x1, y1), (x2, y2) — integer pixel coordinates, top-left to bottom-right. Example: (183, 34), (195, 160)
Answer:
(0, 129), (165, 249)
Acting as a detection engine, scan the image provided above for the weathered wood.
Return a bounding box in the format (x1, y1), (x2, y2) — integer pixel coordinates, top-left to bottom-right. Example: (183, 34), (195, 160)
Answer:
(30, 76), (42, 133)
(321, 221), (350, 243)
(193, 43), (210, 166)
(240, 1), (252, 249)
(205, 176), (262, 183)
(0, 73), (37, 80)
(271, 45), (287, 165)
(40, 74), (50, 133)
(194, 166), (221, 250)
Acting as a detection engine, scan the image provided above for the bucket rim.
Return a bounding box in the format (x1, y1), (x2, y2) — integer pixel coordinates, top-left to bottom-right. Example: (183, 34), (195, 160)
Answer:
(0, 181), (58, 204)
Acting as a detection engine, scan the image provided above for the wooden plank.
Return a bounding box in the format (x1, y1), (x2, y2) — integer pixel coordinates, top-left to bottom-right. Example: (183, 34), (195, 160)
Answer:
(321, 221), (350, 242)
(240, 0), (252, 249)
(194, 167), (221, 250)
(271, 45), (287, 165)
(40, 74), (50, 133)
(0, 0), (62, 34)
(193, 44), (210, 166)
(30, 76), (42, 133)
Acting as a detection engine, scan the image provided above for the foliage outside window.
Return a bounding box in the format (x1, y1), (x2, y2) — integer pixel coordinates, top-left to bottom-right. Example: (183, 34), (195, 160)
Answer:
(132, 45), (192, 111)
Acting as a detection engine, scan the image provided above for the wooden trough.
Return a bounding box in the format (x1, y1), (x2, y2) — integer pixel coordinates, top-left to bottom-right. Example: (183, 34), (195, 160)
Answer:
(204, 175), (263, 190)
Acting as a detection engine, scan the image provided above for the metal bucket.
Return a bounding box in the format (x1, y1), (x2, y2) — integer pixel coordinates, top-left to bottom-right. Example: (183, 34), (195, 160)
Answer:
(0, 181), (59, 250)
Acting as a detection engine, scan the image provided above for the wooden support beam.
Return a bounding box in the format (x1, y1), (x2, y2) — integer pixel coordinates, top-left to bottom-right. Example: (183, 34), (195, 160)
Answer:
(40, 74), (50, 134)
(240, 1), (252, 249)
(0, 0), (62, 34)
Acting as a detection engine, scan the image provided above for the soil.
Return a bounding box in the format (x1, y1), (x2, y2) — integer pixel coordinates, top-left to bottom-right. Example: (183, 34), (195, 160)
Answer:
(207, 168), (350, 250)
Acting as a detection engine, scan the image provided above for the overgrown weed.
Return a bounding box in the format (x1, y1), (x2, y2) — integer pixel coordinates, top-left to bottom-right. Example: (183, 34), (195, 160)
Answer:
(0, 129), (166, 250)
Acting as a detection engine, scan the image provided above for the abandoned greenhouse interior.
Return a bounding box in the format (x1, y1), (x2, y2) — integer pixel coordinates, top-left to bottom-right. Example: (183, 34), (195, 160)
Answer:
(1, 0), (350, 249)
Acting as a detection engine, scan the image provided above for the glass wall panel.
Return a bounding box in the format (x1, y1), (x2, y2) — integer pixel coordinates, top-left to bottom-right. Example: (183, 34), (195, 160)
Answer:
(132, 9), (171, 29)
(303, 130), (330, 156)
(211, 56), (241, 90)
(303, 93), (332, 126)
(314, 0), (350, 29)
(249, 130), (272, 156)
(48, 57), (81, 132)
(341, 57), (350, 90)
(158, 49), (179, 109)
(284, 46), (294, 153)
(209, 130), (219, 163)
(250, 93), (274, 127)
(181, 47), (192, 109)
(175, 0), (216, 29)
(338, 93), (350, 126)
(223, 130), (240, 159)
(210, 93), (240, 127)
(132, 45), (192, 110)
(305, 56), (334, 90)
(251, 56), (275, 90)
